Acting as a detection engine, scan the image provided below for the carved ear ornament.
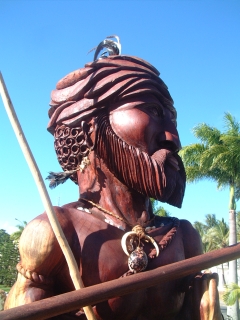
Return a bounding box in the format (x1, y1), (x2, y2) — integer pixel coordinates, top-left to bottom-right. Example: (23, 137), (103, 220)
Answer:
(46, 155), (91, 189)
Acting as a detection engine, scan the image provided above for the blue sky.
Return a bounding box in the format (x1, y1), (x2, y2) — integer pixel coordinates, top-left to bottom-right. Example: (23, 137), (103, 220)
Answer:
(0, 0), (240, 233)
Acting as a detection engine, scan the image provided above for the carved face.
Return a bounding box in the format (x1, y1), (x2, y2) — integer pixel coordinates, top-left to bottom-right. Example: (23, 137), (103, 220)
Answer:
(109, 97), (181, 156)
(95, 98), (186, 208)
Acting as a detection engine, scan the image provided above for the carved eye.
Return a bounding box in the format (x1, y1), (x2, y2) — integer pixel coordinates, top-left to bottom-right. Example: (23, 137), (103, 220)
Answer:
(148, 106), (164, 118)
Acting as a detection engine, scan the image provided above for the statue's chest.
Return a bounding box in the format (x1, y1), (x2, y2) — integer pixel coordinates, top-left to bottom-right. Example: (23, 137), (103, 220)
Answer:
(73, 214), (185, 283)
(68, 212), (186, 319)
(78, 231), (184, 320)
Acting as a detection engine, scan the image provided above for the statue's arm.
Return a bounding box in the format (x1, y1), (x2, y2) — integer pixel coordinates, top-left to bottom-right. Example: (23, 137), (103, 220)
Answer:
(5, 207), (73, 309)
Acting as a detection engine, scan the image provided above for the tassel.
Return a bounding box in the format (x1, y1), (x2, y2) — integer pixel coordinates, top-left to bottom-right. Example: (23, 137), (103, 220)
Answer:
(46, 156), (90, 188)
(46, 170), (77, 189)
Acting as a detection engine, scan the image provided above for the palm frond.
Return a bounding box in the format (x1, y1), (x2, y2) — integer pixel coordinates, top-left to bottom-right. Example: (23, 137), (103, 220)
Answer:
(184, 166), (205, 182)
(224, 112), (240, 135)
(193, 124), (221, 146)
(179, 144), (206, 166)
(193, 221), (207, 235)
(195, 214), (229, 253)
(223, 283), (240, 306)
(10, 220), (28, 242)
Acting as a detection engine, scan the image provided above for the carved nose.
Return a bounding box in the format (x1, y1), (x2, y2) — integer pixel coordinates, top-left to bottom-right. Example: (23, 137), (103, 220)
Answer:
(160, 116), (182, 152)
(165, 131), (182, 152)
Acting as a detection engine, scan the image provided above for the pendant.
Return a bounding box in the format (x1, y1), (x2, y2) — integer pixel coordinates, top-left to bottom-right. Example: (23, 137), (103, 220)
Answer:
(128, 246), (148, 273)
(121, 225), (159, 274)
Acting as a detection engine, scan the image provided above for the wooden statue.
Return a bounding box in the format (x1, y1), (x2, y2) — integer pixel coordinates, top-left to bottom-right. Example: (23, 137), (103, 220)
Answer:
(5, 37), (222, 319)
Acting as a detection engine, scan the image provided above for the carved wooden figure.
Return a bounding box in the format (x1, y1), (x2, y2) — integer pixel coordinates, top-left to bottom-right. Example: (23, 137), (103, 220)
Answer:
(5, 37), (222, 319)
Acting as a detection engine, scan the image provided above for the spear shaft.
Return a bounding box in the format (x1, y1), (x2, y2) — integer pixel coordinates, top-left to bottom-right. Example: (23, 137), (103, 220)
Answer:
(0, 72), (96, 320)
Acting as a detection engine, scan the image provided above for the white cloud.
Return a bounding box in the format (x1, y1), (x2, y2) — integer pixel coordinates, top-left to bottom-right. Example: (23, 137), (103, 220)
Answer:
(0, 221), (18, 234)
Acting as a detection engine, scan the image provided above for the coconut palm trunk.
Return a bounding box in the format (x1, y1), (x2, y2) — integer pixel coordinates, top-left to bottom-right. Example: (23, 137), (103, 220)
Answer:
(221, 263), (226, 287)
(227, 185), (239, 319)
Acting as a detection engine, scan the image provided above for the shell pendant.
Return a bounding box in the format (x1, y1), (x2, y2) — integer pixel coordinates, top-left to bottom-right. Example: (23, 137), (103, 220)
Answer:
(128, 246), (148, 273)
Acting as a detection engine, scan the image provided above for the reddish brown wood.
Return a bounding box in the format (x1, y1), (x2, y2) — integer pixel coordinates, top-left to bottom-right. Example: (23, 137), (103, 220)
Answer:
(1, 244), (240, 320)
(4, 53), (223, 319)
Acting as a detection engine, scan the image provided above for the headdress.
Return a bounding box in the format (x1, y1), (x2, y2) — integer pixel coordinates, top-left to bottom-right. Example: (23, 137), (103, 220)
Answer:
(47, 36), (176, 134)
(46, 36), (178, 189)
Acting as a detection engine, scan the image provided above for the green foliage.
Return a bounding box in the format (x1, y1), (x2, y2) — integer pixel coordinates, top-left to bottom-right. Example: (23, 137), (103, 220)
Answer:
(194, 214), (229, 286)
(193, 214), (229, 253)
(0, 285), (11, 293)
(10, 219), (27, 242)
(0, 229), (19, 287)
(151, 199), (171, 217)
(154, 206), (171, 217)
(223, 283), (240, 306)
(193, 220), (213, 253)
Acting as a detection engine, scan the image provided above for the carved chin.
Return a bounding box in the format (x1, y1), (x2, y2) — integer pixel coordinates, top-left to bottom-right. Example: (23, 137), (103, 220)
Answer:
(150, 149), (186, 208)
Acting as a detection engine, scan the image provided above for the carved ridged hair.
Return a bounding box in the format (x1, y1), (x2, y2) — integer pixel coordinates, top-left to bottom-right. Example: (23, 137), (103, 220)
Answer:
(47, 55), (176, 134)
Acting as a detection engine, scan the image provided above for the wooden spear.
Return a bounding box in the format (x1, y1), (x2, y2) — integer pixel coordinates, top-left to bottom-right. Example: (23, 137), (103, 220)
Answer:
(0, 72), (96, 320)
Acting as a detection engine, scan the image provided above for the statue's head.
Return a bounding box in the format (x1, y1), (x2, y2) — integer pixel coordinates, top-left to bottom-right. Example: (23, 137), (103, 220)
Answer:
(47, 44), (186, 208)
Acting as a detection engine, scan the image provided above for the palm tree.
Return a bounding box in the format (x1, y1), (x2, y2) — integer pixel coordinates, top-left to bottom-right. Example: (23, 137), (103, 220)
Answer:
(154, 206), (171, 217)
(10, 219), (27, 243)
(204, 213), (218, 229)
(180, 112), (240, 319)
(193, 220), (212, 253)
(204, 218), (229, 286)
(223, 283), (240, 306)
(194, 215), (229, 285)
(193, 220), (207, 237)
(151, 199), (171, 217)
(236, 211), (240, 241)
(205, 218), (229, 249)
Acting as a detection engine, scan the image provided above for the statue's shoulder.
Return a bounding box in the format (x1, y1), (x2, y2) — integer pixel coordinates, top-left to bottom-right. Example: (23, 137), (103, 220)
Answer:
(154, 215), (177, 227)
(27, 205), (75, 231)
(17, 205), (79, 275)
(153, 216), (202, 257)
(178, 219), (199, 236)
(178, 219), (203, 257)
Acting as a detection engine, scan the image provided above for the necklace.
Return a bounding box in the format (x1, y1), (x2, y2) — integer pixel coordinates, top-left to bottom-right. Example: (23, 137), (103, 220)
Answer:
(77, 197), (179, 275)
(79, 197), (156, 229)
(80, 197), (130, 226)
